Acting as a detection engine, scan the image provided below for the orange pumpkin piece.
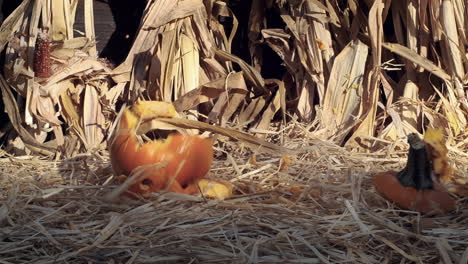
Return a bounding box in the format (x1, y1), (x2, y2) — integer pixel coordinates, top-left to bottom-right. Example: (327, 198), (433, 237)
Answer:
(109, 100), (213, 197)
(196, 179), (233, 200)
(372, 132), (456, 214)
(423, 128), (468, 196)
(373, 172), (455, 214)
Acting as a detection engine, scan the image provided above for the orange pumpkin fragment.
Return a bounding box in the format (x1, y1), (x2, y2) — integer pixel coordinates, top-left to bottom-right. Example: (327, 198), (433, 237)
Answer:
(196, 179), (233, 200)
(109, 100), (213, 197)
(372, 132), (456, 214)
(423, 128), (468, 195)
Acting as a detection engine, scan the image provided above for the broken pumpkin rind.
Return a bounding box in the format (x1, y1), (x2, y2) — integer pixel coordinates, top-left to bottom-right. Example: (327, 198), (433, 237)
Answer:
(110, 100), (214, 197)
(423, 128), (468, 196)
(372, 132), (456, 214)
(196, 178), (233, 200)
(373, 172), (455, 214)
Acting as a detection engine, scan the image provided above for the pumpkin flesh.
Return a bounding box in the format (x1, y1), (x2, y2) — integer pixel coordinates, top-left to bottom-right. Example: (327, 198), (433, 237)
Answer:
(109, 102), (213, 197)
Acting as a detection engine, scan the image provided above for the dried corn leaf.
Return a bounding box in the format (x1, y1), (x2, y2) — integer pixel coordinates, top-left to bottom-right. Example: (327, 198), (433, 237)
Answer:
(42, 57), (109, 85)
(51, 48), (76, 61)
(179, 33), (199, 98)
(296, 78), (318, 122)
(112, 0), (207, 81)
(428, 0), (443, 42)
(29, 86), (62, 126)
(59, 82), (87, 142)
(417, 0), (430, 70)
(400, 81), (419, 130)
(26, 0), (43, 78)
(452, 0), (466, 45)
(2, 0), (467, 157)
(320, 39), (368, 143)
(279, 10), (327, 121)
(252, 90), (281, 137)
(0, 0), (31, 50)
(208, 91), (238, 126)
(82, 85), (105, 150)
(382, 42), (450, 81)
(238, 97), (266, 126)
(137, 117), (297, 155)
(440, 0), (465, 79)
(50, 0), (69, 41)
(261, 28), (313, 123)
(115, 0), (232, 123)
(346, 69), (380, 150)
(433, 84), (466, 136)
(248, 0), (266, 70)
(261, 29), (296, 73)
(379, 99), (420, 142)
(346, 0), (384, 150)
(249, 79), (285, 136)
(0, 74), (55, 155)
(305, 1), (334, 71)
(60, 37), (90, 49)
(212, 1), (238, 55)
(405, 0), (418, 76)
(208, 74), (249, 126)
(213, 48), (266, 94)
(104, 82), (127, 107)
(83, 0), (97, 56)
(173, 72), (248, 112)
(158, 27), (179, 101)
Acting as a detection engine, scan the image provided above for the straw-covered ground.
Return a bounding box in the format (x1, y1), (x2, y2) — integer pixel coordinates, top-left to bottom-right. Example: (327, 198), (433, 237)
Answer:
(1, 0), (468, 263)
(1, 124), (467, 264)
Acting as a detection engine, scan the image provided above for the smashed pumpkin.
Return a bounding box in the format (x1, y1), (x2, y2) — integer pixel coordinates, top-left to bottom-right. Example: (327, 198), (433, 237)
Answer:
(372, 130), (456, 214)
(109, 100), (214, 197)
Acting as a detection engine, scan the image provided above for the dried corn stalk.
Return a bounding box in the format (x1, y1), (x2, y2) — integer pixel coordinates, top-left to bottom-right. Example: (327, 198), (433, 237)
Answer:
(346, 0), (384, 151)
(1, 0), (117, 155)
(109, 0), (285, 136)
(319, 39), (368, 144)
(263, 0), (466, 150)
(1, 0), (467, 157)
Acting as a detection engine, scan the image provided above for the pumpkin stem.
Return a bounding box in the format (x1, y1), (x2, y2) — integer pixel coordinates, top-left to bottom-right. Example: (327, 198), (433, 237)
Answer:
(397, 133), (434, 190)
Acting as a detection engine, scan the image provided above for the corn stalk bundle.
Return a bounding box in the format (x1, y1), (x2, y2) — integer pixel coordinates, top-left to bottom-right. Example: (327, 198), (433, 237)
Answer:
(0, 0), (467, 157)
(256, 0), (467, 150)
(0, 0), (116, 156)
(0, 0), (291, 156)
(110, 0), (285, 134)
